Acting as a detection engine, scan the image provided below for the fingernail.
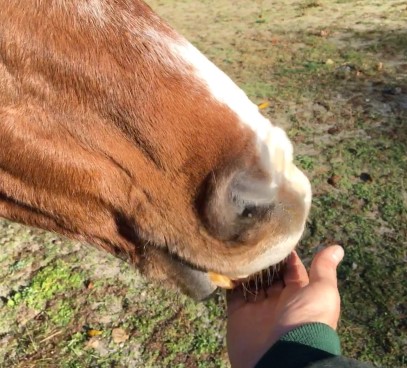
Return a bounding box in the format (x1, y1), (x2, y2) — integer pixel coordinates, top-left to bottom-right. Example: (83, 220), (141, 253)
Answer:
(331, 246), (344, 263)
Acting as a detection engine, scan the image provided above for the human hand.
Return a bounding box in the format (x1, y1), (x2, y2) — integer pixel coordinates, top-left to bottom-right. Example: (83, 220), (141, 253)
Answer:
(226, 245), (344, 368)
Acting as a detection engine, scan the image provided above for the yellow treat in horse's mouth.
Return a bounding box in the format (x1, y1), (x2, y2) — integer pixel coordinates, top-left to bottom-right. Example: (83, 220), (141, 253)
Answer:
(208, 260), (288, 291)
(208, 272), (235, 289)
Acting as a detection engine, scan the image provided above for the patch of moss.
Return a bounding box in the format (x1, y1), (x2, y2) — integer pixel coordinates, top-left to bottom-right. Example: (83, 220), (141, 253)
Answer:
(49, 300), (75, 327)
(7, 260), (85, 311)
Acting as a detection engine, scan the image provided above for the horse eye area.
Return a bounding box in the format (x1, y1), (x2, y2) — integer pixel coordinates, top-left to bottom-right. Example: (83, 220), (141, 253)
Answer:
(208, 258), (288, 296)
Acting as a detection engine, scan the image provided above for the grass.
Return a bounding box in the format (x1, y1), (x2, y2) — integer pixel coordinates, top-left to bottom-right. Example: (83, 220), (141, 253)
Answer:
(0, 0), (406, 367)
(297, 119), (406, 366)
(299, 0), (322, 9)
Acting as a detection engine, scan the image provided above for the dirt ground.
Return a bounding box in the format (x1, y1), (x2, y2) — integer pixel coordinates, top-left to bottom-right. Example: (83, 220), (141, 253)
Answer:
(0, 0), (406, 367)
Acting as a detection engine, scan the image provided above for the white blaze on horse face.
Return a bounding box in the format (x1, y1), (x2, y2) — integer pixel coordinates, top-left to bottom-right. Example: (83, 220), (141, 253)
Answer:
(174, 42), (277, 140)
(172, 41), (301, 189)
(171, 39), (311, 199)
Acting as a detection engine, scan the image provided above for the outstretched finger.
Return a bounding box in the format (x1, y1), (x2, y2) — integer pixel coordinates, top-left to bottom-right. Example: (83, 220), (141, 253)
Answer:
(283, 251), (309, 287)
(309, 245), (344, 287)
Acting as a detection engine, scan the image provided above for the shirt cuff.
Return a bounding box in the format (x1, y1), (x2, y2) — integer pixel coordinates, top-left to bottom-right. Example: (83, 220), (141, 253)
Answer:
(255, 323), (341, 368)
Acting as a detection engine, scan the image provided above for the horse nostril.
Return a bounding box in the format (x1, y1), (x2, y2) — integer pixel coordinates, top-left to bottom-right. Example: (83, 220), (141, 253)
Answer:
(197, 146), (310, 245)
(241, 206), (253, 218)
(240, 203), (275, 220)
(197, 165), (281, 243)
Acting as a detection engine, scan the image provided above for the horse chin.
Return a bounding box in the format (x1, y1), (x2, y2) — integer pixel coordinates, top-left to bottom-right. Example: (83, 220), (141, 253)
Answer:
(140, 246), (217, 301)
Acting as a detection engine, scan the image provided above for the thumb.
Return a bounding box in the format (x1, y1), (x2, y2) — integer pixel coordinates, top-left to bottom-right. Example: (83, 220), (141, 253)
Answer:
(309, 245), (344, 286)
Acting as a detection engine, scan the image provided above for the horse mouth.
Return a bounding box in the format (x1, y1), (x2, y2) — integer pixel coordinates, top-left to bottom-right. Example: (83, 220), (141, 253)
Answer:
(208, 258), (288, 294)
(149, 244), (290, 300)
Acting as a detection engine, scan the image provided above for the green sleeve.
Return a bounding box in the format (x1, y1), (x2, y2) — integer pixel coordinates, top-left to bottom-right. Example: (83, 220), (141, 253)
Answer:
(254, 323), (341, 368)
